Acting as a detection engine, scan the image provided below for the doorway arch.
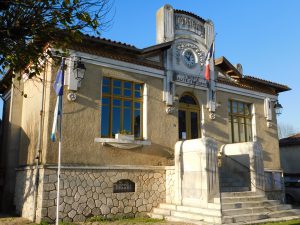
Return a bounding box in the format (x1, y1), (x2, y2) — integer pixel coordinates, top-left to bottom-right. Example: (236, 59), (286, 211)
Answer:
(178, 93), (201, 140)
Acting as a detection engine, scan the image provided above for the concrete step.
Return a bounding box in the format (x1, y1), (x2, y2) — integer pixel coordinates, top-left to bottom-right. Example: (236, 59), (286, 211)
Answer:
(221, 187), (250, 193)
(152, 208), (171, 216)
(222, 200), (280, 210)
(222, 204), (292, 216)
(171, 210), (222, 224)
(165, 215), (215, 225)
(158, 203), (177, 210)
(147, 213), (164, 220)
(225, 215), (300, 225)
(267, 209), (300, 218)
(223, 212), (269, 224)
(222, 209), (300, 224)
(221, 191), (260, 198)
(176, 205), (221, 216)
(221, 195), (267, 203)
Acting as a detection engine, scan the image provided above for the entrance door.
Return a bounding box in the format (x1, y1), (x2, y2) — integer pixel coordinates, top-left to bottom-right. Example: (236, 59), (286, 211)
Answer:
(178, 93), (201, 140)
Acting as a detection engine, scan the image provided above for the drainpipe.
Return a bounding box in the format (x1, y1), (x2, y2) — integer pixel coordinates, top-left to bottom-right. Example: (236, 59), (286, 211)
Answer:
(32, 61), (47, 222)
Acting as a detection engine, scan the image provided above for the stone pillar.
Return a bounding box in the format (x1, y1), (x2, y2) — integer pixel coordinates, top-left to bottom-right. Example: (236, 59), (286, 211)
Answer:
(220, 141), (265, 193)
(156, 4), (174, 44)
(174, 138), (219, 207)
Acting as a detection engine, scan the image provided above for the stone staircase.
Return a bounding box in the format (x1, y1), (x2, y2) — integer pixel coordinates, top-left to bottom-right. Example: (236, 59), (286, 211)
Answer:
(149, 191), (300, 224)
(221, 191), (300, 224)
(149, 202), (222, 225)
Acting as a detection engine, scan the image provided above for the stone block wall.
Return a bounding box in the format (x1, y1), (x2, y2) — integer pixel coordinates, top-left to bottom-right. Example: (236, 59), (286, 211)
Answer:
(40, 167), (166, 223)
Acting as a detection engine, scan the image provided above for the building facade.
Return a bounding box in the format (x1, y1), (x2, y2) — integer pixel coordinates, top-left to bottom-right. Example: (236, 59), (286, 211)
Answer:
(0, 4), (297, 224)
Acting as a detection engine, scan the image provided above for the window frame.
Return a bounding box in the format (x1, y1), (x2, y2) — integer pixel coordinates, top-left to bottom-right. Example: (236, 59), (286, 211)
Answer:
(178, 93), (201, 140)
(100, 76), (143, 139)
(228, 99), (252, 143)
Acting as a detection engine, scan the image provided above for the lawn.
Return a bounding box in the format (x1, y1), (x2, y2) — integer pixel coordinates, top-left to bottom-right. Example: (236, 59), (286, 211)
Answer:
(260, 220), (300, 225)
(0, 216), (300, 225)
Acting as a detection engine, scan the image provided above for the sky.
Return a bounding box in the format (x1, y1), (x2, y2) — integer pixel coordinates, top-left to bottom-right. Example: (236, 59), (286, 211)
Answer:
(1, 0), (299, 132)
(100, 0), (300, 132)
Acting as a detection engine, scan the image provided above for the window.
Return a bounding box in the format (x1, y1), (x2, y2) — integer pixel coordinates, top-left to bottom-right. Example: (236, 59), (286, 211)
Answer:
(101, 77), (143, 138)
(178, 93), (201, 140)
(228, 100), (252, 143)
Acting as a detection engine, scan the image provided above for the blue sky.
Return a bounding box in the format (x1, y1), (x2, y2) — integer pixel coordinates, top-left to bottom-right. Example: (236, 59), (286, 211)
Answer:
(1, 0), (299, 132)
(100, 0), (300, 131)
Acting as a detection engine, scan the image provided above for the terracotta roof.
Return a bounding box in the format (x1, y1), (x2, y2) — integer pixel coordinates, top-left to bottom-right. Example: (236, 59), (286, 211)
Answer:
(70, 34), (173, 70)
(215, 57), (242, 79)
(280, 133), (300, 147)
(215, 56), (291, 94)
(83, 34), (137, 50)
(243, 75), (291, 93)
(217, 77), (276, 95)
(174, 9), (206, 23)
(142, 41), (173, 53)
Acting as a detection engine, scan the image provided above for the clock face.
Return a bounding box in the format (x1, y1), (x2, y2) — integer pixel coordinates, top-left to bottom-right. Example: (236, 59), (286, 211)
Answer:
(182, 49), (197, 68)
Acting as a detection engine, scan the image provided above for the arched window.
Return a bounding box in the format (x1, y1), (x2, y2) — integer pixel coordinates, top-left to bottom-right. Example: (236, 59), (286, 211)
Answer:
(178, 93), (201, 140)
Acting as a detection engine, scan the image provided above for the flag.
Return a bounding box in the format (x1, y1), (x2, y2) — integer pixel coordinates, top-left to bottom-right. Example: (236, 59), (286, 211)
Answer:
(205, 42), (215, 81)
(51, 59), (65, 142)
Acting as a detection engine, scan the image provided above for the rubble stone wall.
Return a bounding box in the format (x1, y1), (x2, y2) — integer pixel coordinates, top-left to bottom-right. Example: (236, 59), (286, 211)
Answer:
(41, 167), (166, 222)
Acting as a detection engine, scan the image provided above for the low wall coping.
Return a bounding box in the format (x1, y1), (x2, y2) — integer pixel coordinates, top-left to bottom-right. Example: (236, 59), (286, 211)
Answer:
(16, 164), (175, 171)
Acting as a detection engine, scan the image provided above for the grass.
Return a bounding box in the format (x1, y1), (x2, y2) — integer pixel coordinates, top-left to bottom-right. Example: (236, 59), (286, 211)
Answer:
(259, 220), (300, 225)
(86, 216), (165, 224)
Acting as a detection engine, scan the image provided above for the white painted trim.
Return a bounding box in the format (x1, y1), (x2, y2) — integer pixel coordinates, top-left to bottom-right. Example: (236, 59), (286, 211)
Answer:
(143, 83), (148, 140)
(252, 104), (257, 142)
(69, 50), (165, 79)
(95, 137), (151, 145)
(99, 76), (103, 136)
(9, 86), (13, 122)
(216, 83), (277, 100)
(264, 169), (283, 173)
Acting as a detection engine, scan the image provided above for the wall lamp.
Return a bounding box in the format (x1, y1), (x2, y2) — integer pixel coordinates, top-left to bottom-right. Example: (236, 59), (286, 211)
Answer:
(274, 100), (283, 116)
(73, 58), (86, 81)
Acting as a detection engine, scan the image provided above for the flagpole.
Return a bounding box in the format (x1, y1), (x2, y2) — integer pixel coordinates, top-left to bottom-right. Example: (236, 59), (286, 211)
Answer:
(55, 58), (65, 225)
(55, 123), (62, 225)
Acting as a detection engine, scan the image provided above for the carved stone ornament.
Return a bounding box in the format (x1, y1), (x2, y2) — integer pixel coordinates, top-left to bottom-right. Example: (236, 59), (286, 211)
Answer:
(209, 112), (216, 120)
(175, 42), (205, 66)
(67, 92), (77, 102)
(175, 14), (205, 38)
(166, 106), (176, 114)
(174, 73), (207, 87)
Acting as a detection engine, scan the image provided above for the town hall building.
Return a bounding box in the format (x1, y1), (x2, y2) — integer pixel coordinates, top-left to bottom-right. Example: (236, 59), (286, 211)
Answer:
(1, 4), (299, 224)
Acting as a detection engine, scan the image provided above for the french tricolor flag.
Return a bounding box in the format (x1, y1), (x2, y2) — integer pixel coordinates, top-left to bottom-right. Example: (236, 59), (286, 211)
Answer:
(205, 42), (215, 81)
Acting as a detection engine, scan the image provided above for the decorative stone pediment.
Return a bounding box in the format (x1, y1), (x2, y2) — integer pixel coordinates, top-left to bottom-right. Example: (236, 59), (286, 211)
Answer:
(174, 14), (205, 38)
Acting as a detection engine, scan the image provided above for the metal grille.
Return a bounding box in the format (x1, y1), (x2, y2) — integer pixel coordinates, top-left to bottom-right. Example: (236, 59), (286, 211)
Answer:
(113, 179), (135, 193)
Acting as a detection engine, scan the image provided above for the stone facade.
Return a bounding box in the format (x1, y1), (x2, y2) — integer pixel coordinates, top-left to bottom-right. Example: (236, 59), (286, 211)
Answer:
(165, 168), (175, 204)
(264, 170), (285, 202)
(15, 166), (166, 223)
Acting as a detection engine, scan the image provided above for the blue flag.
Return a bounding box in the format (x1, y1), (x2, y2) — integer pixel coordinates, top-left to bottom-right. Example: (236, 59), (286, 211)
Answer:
(51, 59), (65, 142)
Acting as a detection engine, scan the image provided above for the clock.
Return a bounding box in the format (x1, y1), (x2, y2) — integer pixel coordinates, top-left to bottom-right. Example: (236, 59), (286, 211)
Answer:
(182, 49), (197, 68)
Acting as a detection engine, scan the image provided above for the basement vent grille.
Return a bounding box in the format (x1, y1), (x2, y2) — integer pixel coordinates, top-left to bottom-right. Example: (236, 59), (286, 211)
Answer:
(113, 179), (135, 193)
